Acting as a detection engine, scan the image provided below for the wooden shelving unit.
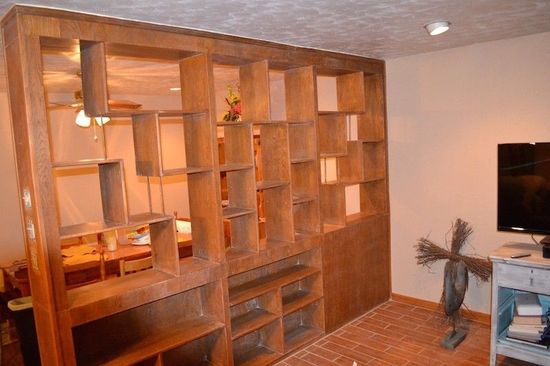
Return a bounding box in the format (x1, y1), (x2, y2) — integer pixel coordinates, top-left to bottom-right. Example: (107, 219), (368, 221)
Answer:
(2, 6), (389, 365)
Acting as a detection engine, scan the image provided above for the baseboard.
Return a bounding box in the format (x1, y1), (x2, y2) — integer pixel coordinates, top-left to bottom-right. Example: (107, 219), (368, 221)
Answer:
(391, 293), (490, 325)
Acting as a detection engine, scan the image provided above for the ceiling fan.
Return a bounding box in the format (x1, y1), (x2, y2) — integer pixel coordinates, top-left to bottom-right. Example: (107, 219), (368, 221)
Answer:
(48, 90), (142, 127)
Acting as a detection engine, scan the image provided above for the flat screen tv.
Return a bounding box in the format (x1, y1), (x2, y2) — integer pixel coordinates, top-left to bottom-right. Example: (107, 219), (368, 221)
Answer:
(498, 142), (550, 245)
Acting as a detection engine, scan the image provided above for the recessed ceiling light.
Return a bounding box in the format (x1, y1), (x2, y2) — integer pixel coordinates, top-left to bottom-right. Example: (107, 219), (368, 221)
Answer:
(424, 21), (450, 36)
(169, 87), (181, 91)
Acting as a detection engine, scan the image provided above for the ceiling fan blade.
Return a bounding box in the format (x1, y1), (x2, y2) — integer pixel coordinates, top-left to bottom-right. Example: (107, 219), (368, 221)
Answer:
(48, 101), (84, 110)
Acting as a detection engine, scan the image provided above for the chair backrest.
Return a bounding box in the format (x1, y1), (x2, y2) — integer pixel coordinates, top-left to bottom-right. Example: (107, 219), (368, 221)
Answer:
(119, 256), (153, 277)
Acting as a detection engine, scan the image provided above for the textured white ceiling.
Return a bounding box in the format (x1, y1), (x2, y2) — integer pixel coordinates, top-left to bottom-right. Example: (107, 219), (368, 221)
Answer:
(2, 0), (550, 59)
(0, 0), (549, 94)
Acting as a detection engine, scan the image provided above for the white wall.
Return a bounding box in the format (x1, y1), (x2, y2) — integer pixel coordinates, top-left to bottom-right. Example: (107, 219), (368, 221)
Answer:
(387, 32), (550, 313)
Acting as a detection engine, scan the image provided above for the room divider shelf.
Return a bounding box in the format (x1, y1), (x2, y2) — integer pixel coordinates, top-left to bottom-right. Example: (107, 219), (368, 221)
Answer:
(3, 7), (390, 365)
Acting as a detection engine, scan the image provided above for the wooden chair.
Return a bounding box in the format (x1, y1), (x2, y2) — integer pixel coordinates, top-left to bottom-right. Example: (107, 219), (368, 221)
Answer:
(119, 256), (153, 277)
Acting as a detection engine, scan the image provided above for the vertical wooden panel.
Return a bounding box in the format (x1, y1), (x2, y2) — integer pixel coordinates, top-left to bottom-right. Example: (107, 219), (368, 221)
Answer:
(132, 113), (162, 176)
(149, 218), (179, 275)
(320, 184), (346, 226)
(336, 72), (365, 113)
(80, 40), (110, 116)
(322, 216), (390, 331)
(240, 60), (270, 121)
(99, 161), (129, 224)
(285, 66), (317, 122)
(358, 74), (385, 141)
(3, 17), (72, 364)
(180, 54), (210, 112)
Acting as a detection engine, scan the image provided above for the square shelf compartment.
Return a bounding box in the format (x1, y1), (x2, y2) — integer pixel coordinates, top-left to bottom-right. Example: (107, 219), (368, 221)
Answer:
(132, 112), (212, 177)
(53, 159), (129, 236)
(283, 300), (324, 353)
(281, 272), (323, 315)
(230, 289), (281, 340)
(232, 320), (283, 366)
(72, 280), (227, 365)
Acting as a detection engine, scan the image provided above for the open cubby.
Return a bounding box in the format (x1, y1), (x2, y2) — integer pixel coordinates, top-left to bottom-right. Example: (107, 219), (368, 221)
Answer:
(281, 272), (323, 315)
(230, 289), (281, 340)
(283, 300), (324, 353)
(132, 112), (211, 177)
(318, 113), (347, 157)
(232, 320), (283, 366)
(72, 280), (227, 365)
(53, 159), (129, 234)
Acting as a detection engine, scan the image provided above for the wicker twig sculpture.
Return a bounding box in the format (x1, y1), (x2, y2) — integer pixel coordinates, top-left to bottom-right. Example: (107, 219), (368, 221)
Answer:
(415, 218), (492, 348)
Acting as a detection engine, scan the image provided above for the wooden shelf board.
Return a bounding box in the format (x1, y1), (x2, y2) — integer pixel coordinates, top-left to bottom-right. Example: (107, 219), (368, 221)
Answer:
(226, 247), (258, 262)
(51, 158), (122, 168)
(318, 110), (363, 116)
(82, 316), (224, 366)
(217, 121), (252, 127)
(322, 176), (386, 186)
(61, 211), (173, 240)
(290, 157), (316, 164)
(223, 206), (256, 219)
(284, 325), (323, 353)
(287, 120), (314, 125)
(322, 223), (345, 234)
(357, 138), (385, 143)
(231, 308), (279, 340)
(220, 163), (254, 172)
(319, 152), (347, 158)
(294, 231), (321, 241)
(292, 194), (318, 205)
(69, 257), (220, 326)
(128, 212), (173, 225)
(346, 211), (385, 225)
(68, 268), (175, 326)
(249, 120), (287, 125)
(161, 166), (212, 176)
(105, 109), (207, 118)
(282, 291), (323, 315)
(234, 345), (281, 366)
(256, 180), (289, 191)
(229, 265), (320, 306)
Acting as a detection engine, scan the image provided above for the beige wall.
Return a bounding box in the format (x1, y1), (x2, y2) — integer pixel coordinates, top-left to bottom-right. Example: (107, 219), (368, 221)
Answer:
(387, 31), (550, 313)
(0, 92), (25, 265)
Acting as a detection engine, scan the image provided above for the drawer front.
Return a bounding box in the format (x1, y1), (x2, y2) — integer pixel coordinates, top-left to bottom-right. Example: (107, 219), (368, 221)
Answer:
(496, 262), (550, 294)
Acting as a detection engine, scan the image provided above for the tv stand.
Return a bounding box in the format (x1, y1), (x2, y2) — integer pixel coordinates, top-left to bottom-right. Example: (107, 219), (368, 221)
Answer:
(489, 243), (550, 365)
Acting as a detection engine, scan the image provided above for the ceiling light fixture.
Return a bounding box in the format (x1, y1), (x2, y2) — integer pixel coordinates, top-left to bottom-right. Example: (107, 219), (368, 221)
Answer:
(75, 109), (110, 127)
(424, 21), (450, 36)
(169, 87), (181, 91)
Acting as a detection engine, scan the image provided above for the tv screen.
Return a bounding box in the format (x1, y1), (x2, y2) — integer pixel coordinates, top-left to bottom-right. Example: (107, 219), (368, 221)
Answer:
(498, 142), (550, 236)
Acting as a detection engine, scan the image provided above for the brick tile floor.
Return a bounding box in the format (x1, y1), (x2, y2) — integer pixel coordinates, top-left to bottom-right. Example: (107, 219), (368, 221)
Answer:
(276, 300), (536, 366)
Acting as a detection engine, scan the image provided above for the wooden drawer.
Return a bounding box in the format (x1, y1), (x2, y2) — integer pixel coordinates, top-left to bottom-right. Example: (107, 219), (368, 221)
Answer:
(496, 262), (550, 294)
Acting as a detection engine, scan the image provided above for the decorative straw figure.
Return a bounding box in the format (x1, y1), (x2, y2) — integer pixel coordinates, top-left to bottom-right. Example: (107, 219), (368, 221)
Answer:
(415, 219), (492, 349)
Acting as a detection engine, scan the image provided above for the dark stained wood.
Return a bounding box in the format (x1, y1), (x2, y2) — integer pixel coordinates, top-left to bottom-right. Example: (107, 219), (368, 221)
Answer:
(321, 215), (390, 331)
(336, 72), (365, 113)
(80, 40), (110, 116)
(98, 160), (129, 224)
(2, 6), (388, 365)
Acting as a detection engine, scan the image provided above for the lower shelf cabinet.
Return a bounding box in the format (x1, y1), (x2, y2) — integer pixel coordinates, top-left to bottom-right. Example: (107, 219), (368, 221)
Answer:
(231, 289), (281, 340)
(72, 280), (228, 365)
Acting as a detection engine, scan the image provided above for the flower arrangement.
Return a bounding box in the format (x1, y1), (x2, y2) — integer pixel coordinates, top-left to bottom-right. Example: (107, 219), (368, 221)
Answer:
(221, 85), (241, 122)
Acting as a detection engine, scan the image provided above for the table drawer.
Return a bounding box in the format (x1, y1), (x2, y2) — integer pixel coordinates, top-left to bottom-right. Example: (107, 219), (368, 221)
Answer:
(496, 262), (550, 294)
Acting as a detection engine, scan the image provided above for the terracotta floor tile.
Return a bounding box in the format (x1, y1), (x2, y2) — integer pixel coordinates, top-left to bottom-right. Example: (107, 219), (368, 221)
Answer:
(275, 300), (537, 366)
